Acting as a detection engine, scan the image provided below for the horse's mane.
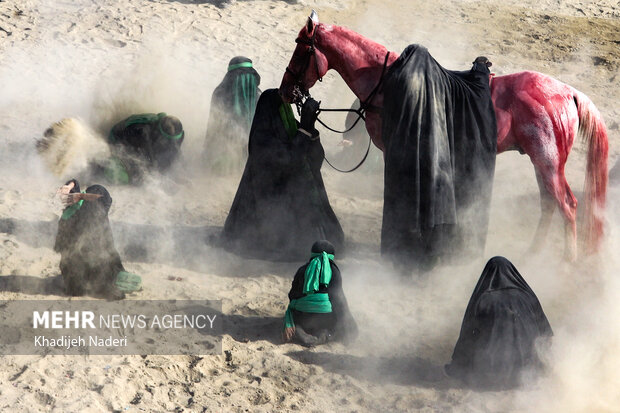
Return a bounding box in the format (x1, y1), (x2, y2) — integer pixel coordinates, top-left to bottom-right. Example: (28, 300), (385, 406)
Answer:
(313, 23), (389, 59)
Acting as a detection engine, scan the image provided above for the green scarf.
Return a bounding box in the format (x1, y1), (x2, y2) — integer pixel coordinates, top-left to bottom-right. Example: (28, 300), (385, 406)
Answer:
(283, 252), (335, 329)
(232, 73), (258, 131)
(278, 102), (298, 139)
(61, 198), (84, 220)
(284, 293), (332, 329)
(103, 156), (130, 185)
(303, 252), (334, 294)
(115, 271), (142, 293)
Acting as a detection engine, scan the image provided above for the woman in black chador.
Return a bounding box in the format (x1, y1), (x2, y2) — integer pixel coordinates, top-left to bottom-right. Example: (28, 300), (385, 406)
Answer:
(222, 89), (344, 261)
(445, 256), (553, 389)
(282, 240), (357, 346)
(102, 113), (184, 184)
(54, 180), (134, 299)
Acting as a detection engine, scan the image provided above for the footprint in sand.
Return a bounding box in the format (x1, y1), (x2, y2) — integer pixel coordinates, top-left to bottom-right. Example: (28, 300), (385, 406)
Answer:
(104, 38), (127, 48)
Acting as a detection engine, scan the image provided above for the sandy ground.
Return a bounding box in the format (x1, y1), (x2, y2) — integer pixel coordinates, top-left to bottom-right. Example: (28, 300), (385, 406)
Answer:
(0, 0), (619, 412)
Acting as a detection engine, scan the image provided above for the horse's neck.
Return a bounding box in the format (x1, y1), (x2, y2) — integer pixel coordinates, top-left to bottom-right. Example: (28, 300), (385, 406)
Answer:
(318, 25), (397, 103)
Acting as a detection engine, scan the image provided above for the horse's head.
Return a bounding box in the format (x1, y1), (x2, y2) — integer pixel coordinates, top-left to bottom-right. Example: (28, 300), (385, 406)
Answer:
(279, 10), (330, 103)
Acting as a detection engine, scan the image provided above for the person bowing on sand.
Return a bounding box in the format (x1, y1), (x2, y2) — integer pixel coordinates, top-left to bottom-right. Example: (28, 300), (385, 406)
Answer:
(54, 179), (141, 299)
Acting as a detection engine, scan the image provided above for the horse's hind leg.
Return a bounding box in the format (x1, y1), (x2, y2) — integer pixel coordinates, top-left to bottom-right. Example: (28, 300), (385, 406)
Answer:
(529, 163), (577, 260)
(527, 170), (556, 255)
(559, 174), (578, 261)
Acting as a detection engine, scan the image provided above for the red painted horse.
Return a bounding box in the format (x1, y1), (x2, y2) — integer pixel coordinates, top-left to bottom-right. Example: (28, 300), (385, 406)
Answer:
(279, 11), (609, 259)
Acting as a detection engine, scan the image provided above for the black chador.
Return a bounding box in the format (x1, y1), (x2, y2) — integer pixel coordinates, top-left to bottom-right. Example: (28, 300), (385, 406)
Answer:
(445, 256), (553, 389)
(381, 47), (497, 269)
(283, 240), (358, 346)
(222, 89), (344, 261)
(54, 180), (127, 299)
(103, 113), (184, 184)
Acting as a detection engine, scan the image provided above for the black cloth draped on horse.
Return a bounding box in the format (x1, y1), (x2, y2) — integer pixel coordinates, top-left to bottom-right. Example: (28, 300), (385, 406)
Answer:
(381, 45), (497, 268)
(445, 256), (553, 389)
(222, 89), (344, 261)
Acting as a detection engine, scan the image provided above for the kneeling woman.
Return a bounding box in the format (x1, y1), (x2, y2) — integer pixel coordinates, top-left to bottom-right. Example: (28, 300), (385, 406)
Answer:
(445, 256), (553, 389)
(54, 180), (141, 299)
(283, 240), (357, 346)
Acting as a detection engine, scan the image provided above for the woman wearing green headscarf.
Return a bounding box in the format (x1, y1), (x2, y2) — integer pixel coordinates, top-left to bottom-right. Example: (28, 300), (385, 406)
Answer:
(100, 112), (185, 185)
(203, 56), (261, 175)
(283, 240), (357, 346)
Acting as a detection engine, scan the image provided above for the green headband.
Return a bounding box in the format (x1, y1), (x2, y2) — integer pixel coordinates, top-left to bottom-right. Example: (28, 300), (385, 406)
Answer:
(158, 122), (184, 140)
(227, 62), (253, 72)
(124, 112), (166, 128)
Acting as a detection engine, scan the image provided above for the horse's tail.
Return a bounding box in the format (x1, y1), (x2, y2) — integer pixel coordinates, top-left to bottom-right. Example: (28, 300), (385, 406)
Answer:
(574, 90), (609, 254)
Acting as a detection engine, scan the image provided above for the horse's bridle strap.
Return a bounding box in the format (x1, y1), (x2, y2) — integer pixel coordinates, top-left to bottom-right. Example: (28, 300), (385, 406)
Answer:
(359, 51), (391, 113)
(287, 28), (323, 86)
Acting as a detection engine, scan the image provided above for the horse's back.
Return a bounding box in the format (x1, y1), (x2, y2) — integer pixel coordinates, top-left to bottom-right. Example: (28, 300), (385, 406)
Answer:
(492, 70), (580, 154)
(491, 71), (576, 108)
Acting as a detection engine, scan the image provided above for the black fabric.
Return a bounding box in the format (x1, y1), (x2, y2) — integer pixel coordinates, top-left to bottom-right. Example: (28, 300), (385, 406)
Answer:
(288, 259), (358, 343)
(107, 114), (184, 183)
(203, 57), (261, 174)
(222, 89), (344, 261)
(445, 257), (553, 389)
(381, 45), (497, 269)
(311, 239), (335, 255)
(54, 183), (125, 297)
(65, 178), (80, 194)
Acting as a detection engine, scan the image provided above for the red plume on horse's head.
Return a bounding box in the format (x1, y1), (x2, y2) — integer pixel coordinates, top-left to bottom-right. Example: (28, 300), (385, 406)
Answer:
(279, 10), (328, 104)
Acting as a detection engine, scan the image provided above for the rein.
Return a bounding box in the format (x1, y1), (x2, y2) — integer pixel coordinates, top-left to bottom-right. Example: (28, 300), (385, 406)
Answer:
(315, 51), (391, 134)
(323, 127), (373, 173)
(286, 29), (391, 173)
(315, 52), (390, 173)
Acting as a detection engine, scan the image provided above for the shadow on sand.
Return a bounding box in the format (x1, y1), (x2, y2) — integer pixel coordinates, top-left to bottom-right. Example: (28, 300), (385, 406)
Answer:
(161, 0), (297, 8)
(0, 217), (290, 277)
(285, 350), (460, 389)
(223, 314), (284, 345)
(0, 218), (378, 278)
(0, 274), (65, 296)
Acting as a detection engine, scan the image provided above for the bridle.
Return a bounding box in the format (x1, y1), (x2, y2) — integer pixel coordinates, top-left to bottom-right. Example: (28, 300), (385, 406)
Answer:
(285, 27), (322, 104)
(284, 28), (391, 173)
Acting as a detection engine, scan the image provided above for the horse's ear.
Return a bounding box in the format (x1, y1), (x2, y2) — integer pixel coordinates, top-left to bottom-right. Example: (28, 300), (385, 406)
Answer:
(307, 10), (319, 34)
